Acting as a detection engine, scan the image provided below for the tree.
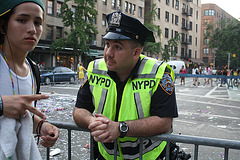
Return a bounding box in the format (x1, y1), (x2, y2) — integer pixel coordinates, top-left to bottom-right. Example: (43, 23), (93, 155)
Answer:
(50, 0), (98, 57)
(144, 3), (180, 61)
(144, 3), (163, 59)
(206, 19), (240, 69)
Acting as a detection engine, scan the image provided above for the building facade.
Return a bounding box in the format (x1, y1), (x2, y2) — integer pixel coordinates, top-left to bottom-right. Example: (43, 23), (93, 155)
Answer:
(31, 0), (146, 70)
(145, 0), (202, 66)
(200, 3), (235, 68)
(31, 0), (205, 69)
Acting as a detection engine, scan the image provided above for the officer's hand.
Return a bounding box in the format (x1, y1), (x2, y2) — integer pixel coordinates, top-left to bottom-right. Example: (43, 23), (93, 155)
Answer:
(1, 94), (49, 119)
(89, 114), (119, 143)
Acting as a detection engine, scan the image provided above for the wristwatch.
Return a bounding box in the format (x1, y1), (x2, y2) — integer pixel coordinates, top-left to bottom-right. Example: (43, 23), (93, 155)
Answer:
(119, 121), (128, 138)
(0, 96), (3, 116)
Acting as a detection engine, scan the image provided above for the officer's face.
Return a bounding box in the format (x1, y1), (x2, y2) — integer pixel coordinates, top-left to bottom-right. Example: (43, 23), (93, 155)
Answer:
(104, 39), (140, 77)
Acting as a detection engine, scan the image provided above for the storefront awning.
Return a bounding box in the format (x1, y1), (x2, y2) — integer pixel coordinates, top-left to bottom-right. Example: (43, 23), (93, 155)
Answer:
(190, 58), (205, 65)
(85, 49), (104, 58)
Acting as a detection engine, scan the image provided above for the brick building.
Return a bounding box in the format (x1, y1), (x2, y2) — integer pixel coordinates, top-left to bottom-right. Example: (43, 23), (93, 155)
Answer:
(201, 3), (235, 68)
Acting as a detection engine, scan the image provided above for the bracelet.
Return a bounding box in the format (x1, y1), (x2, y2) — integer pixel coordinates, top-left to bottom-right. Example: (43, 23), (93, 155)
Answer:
(0, 96), (3, 116)
(35, 120), (48, 145)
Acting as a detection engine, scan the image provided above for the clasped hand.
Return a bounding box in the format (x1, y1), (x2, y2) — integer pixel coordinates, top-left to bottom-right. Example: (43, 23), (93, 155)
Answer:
(88, 114), (120, 143)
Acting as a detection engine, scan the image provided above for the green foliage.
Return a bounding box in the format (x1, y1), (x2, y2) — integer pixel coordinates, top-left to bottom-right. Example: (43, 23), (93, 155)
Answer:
(144, 3), (180, 61)
(206, 19), (240, 68)
(50, 0), (98, 55)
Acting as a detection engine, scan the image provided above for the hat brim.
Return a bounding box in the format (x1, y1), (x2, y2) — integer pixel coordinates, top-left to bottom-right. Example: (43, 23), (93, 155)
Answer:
(103, 32), (131, 40)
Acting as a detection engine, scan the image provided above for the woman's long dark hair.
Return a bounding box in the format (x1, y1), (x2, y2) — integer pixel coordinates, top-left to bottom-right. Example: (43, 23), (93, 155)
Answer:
(0, 10), (13, 44)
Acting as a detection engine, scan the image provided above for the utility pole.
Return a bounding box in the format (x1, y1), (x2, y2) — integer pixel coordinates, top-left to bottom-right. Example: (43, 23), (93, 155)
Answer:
(227, 53), (231, 76)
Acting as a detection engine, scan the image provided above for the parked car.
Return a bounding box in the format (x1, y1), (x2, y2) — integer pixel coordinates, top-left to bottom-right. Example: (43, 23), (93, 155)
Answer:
(40, 67), (77, 85)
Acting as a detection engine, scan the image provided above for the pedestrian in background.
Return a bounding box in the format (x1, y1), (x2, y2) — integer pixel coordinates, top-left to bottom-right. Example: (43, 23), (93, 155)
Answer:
(179, 65), (186, 85)
(73, 11), (178, 160)
(0, 0), (59, 159)
(192, 65), (199, 86)
(78, 62), (87, 85)
(203, 66), (213, 87)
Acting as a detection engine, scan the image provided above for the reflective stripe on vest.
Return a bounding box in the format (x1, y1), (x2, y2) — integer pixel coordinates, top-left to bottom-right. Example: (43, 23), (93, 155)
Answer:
(87, 55), (173, 159)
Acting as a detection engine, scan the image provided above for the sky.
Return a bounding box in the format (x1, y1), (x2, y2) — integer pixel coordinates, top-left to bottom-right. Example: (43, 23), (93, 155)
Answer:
(201, 0), (240, 20)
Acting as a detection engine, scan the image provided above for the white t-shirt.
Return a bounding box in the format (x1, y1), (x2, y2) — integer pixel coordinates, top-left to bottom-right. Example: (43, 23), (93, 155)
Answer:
(0, 54), (34, 96)
(192, 68), (198, 75)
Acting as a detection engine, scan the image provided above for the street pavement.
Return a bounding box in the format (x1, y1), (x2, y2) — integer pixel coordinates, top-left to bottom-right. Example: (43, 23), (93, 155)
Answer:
(37, 77), (240, 160)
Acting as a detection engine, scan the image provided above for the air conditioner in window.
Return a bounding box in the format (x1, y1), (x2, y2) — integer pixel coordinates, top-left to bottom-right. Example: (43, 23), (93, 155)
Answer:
(92, 40), (98, 46)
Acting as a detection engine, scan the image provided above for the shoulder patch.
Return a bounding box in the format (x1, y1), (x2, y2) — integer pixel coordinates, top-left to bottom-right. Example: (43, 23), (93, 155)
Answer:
(159, 72), (174, 95)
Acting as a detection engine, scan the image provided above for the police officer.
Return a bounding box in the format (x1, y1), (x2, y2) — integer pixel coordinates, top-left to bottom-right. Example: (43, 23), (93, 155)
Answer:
(73, 11), (178, 160)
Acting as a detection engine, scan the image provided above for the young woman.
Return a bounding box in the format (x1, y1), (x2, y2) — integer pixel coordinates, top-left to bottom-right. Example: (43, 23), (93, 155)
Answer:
(179, 65), (186, 85)
(0, 0), (59, 159)
(78, 62), (87, 85)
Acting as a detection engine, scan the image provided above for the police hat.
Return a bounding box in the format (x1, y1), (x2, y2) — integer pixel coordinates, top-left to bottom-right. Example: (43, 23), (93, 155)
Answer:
(0, 0), (45, 17)
(103, 11), (155, 46)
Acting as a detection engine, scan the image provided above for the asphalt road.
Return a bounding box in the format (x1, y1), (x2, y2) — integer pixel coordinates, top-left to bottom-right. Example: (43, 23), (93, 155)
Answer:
(38, 77), (240, 160)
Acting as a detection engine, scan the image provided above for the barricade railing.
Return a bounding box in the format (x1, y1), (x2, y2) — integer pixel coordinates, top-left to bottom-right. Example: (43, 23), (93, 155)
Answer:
(175, 74), (240, 88)
(46, 121), (240, 160)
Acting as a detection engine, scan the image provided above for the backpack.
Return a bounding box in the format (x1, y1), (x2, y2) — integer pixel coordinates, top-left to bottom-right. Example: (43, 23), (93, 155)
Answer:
(26, 57), (41, 107)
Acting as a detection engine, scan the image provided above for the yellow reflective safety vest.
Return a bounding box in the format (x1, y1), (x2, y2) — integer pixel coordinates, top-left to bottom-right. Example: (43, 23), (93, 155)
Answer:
(87, 54), (174, 160)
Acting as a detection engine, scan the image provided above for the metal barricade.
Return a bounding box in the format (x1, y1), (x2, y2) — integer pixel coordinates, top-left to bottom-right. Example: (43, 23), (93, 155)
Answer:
(46, 121), (240, 160)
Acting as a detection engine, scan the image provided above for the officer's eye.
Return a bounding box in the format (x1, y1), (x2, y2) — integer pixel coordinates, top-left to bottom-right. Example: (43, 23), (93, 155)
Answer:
(115, 45), (122, 50)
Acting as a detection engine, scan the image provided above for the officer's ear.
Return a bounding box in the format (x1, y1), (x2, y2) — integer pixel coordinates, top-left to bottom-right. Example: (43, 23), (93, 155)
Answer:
(132, 46), (141, 60)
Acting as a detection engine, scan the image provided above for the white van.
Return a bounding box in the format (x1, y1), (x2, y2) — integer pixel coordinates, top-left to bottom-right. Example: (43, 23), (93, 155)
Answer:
(167, 61), (186, 74)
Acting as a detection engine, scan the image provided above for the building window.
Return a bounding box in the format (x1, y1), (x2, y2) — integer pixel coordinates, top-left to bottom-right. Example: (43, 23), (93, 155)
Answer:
(175, 15), (178, 25)
(195, 37), (197, 46)
(189, 35), (192, 45)
(182, 18), (185, 28)
(204, 29), (207, 35)
(172, 14), (174, 23)
(158, 8), (161, 19)
(175, 0), (179, 9)
(102, 14), (107, 26)
(139, 7), (143, 18)
(57, 2), (62, 16)
(71, 6), (76, 18)
(47, 0), (53, 15)
(172, 0), (174, 7)
(204, 38), (209, 45)
(203, 57), (209, 63)
(129, 3), (132, 14)
(175, 47), (178, 55)
(204, 19), (210, 25)
(112, 0), (116, 9)
(181, 48), (184, 58)
(189, 8), (193, 16)
(189, 21), (192, 30)
(125, 2), (128, 12)
(117, 0), (121, 10)
(166, 0), (169, 5)
(181, 33), (185, 42)
(189, 49), (192, 58)
(103, 0), (107, 5)
(56, 27), (63, 39)
(203, 48), (209, 55)
(133, 4), (136, 15)
(171, 30), (173, 38)
(204, 9), (215, 16)
(196, 11), (198, 19)
(165, 11), (169, 22)
(175, 31), (178, 38)
(46, 25), (54, 40)
(196, 24), (198, 32)
(165, 28), (169, 38)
